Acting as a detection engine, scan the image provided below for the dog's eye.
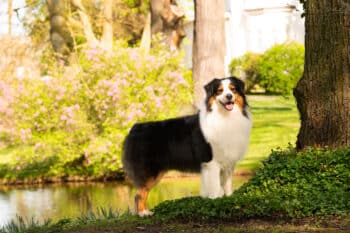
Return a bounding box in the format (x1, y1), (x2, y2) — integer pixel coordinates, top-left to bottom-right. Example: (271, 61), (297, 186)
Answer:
(229, 85), (236, 93)
(217, 88), (223, 95)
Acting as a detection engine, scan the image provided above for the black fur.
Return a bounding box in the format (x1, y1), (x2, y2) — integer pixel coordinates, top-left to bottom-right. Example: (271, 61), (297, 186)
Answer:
(229, 76), (249, 117)
(122, 114), (212, 188)
(204, 78), (222, 112)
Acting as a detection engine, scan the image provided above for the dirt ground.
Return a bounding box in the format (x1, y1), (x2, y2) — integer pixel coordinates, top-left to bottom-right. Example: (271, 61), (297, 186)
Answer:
(63, 217), (350, 233)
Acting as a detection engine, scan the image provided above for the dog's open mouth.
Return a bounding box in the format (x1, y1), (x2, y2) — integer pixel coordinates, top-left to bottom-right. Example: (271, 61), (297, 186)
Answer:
(220, 101), (234, 111)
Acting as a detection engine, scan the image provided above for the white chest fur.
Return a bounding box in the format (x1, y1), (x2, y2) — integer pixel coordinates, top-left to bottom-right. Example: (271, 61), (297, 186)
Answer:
(200, 104), (252, 165)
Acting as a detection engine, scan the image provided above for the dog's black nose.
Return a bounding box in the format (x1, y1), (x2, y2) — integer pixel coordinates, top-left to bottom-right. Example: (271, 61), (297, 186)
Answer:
(226, 94), (233, 100)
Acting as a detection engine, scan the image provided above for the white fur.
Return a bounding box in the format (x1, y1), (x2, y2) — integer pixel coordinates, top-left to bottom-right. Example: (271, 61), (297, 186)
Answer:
(138, 210), (154, 217)
(199, 80), (252, 198)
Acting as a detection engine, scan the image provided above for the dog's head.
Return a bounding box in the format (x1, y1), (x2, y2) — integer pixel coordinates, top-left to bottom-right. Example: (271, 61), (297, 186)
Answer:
(204, 77), (248, 116)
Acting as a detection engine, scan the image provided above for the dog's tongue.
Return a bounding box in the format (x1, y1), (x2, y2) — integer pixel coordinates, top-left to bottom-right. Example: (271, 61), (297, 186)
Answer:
(225, 103), (234, 111)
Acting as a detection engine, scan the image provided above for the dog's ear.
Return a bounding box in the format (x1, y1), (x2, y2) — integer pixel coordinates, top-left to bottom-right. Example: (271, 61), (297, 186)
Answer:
(230, 76), (245, 94)
(230, 76), (249, 117)
(204, 78), (221, 96)
(204, 78), (221, 112)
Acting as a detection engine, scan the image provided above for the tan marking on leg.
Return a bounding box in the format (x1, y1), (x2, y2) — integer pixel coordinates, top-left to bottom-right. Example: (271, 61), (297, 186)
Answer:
(135, 172), (165, 215)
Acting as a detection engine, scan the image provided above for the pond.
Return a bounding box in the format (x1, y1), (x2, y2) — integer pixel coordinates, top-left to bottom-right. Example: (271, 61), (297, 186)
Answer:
(0, 175), (250, 227)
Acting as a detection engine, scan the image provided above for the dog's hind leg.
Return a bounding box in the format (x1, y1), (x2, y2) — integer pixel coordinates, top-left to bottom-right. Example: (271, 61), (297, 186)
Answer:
(135, 172), (164, 217)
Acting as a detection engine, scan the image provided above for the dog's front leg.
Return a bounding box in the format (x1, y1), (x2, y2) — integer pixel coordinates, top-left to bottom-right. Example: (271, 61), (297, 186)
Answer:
(220, 167), (233, 196)
(200, 160), (224, 199)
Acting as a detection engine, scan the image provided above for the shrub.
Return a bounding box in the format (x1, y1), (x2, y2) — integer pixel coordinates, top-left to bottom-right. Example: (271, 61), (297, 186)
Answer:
(229, 52), (261, 93)
(153, 147), (350, 220)
(0, 40), (192, 181)
(229, 42), (304, 94)
(257, 42), (304, 94)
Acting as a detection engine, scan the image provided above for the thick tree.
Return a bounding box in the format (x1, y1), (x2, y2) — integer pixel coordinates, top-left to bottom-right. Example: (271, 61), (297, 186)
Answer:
(46, 0), (73, 60)
(8, 0), (12, 35)
(46, 0), (118, 60)
(101, 0), (113, 50)
(293, 0), (350, 149)
(193, 0), (226, 107)
(150, 0), (185, 50)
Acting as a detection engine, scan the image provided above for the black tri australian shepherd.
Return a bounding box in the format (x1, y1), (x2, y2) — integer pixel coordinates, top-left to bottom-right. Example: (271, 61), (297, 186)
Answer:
(122, 76), (252, 216)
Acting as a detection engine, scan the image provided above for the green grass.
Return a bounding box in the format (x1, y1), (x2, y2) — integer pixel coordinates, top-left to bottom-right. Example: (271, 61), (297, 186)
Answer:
(237, 95), (299, 171)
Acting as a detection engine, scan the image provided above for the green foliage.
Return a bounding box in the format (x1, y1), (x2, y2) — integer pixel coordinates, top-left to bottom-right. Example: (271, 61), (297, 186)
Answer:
(229, 52), (261, 93)
(24, 0), (148, 47)
(122, 0), (143, 8)
(229, 42), (304, 94)
(0, 40), (192, 181)
(258, 42), (304, 94)
(153, 147), (350, 220)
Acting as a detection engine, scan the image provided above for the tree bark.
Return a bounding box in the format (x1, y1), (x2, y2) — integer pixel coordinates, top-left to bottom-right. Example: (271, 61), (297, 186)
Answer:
(140, 12), (151, 52)
(293, 0), (350, 149)
(102, 0), (113, 50)
(46, 0), (73, 60)
(71, 0), (99, 45)
(8, 0), (12, 35)
(150, 0), (185, 50)
(193, 0), (226, 108)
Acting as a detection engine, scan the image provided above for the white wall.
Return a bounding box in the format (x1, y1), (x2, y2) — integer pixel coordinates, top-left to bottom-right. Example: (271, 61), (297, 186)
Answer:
(236, 0), (304, 56)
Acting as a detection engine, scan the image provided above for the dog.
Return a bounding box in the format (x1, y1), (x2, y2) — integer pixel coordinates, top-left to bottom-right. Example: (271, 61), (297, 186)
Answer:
(122, 76), (252, 216)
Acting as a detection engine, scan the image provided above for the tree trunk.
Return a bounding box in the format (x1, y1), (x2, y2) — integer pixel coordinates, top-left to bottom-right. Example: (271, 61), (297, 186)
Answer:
(150, 0), (185, 50)
(71, 0), (99, 45)
(46, 0), (73, 60)
(102, 0), (113, 50)
(193, 0), (226, 108)
(140, 12), (151, 52)
(8, 0), (12, 35)
(293, 0), (350, 149)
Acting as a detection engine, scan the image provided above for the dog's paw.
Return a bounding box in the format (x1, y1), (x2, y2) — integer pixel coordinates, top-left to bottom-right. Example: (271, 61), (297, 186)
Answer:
(224, 189), (233, 196)
(208, 189), (224, 199)
(138, 210), (154, 217)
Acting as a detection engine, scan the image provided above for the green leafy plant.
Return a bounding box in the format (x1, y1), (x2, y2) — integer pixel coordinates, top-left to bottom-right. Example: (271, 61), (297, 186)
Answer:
(257, 42), (304, 94)
(229, 42), (304, 94)
(153, 147), (350, 220)
(229, 52), (261, 93)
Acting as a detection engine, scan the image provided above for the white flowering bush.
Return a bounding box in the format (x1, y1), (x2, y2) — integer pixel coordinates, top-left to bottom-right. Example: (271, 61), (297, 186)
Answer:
(0, 40), (192, 181)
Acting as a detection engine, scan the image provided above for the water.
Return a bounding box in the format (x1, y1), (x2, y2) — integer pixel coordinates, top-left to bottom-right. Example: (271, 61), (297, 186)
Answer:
(0, 175), (250, 226)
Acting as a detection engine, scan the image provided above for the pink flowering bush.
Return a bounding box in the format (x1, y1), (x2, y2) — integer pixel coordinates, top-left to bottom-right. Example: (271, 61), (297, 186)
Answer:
(0, 40), (192, 181)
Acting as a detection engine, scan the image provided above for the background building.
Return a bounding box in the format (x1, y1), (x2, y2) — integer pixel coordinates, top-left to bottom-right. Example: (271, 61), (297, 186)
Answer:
(180, 0), (305, 73)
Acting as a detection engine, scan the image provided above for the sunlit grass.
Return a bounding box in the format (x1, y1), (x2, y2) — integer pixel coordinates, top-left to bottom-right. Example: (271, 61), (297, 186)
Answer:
(236, 95), (299, 171)
(147, 176), (250, 210)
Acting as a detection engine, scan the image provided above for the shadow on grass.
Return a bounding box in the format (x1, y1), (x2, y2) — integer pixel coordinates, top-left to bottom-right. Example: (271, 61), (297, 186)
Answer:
(237, 156), (267, 171)
(251, 106), (293, 111)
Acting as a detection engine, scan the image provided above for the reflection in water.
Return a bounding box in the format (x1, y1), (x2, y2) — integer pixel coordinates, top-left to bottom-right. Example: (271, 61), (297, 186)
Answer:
(0, 176), (249, 226)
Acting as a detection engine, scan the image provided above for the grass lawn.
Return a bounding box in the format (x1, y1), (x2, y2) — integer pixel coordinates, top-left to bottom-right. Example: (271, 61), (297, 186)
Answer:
(236, 95), (300, 172)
